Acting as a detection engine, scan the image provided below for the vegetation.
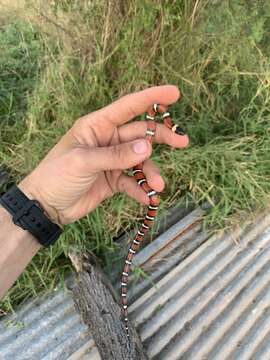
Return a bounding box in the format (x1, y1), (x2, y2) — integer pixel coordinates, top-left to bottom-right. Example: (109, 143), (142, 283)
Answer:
(0, 0), (269, 314)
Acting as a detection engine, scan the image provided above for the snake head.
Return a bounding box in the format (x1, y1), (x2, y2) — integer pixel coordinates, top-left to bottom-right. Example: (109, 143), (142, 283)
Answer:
(172, 124), (186, 135)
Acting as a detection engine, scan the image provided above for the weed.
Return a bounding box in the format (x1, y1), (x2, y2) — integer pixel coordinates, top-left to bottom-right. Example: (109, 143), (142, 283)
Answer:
(0, 0), (269, 313)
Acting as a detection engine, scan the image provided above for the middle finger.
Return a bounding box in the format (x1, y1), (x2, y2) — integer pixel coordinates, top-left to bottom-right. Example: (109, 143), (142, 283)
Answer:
(119, 121), (189, 148)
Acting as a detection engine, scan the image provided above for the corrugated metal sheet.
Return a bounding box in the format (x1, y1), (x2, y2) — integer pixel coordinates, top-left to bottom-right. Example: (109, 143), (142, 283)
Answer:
(130, 212), (270, 359)
(0, 289), (94, 360)
(129, 206), (207, 302)
(1, 208), (270, 360)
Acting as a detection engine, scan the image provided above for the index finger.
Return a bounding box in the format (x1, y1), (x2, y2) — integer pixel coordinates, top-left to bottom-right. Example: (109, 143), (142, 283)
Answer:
(95, 85), (180, 126)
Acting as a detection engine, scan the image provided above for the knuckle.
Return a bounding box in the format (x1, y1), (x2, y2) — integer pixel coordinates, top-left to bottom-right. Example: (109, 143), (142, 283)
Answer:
(70, 118), (85, 139)
(125, 103), (137, 119)
(119, 94), (137, 119)
(111, 144), (125, 163)
(72, 117), (84, 131)
(70, 148), (86, 170)
(117, 177), (126, 193)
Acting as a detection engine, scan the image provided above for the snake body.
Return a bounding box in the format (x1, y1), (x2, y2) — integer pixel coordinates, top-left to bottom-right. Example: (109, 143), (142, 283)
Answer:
(120, 103), (184, 337)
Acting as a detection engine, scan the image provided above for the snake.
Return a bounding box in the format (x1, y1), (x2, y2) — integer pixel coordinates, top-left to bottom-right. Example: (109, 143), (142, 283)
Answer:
(120, 103), (185, 337)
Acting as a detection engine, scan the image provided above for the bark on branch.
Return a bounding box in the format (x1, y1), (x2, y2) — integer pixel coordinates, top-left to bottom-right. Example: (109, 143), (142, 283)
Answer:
(69, 250), (148, 360)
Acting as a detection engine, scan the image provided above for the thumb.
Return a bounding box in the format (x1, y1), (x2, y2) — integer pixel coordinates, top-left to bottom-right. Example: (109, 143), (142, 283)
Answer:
(88, 139), (152, 172)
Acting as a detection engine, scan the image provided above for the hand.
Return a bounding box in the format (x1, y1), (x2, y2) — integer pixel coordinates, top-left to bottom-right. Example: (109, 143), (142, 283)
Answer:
(19, 85), (189, 225)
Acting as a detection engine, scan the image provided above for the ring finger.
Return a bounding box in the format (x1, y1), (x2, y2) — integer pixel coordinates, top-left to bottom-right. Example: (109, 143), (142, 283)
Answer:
(117, 158), (164, 205)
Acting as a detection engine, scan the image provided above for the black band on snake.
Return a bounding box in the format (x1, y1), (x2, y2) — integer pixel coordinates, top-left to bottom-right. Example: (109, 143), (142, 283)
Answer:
(120, 103), (185, 337)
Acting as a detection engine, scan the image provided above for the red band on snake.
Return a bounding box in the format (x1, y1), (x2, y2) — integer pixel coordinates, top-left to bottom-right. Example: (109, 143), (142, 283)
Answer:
(120, 103), (185, 337)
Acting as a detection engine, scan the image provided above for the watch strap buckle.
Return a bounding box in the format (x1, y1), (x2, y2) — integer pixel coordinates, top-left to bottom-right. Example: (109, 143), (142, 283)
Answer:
(13, 200), (43, 228)
(1, 185), (62, 247)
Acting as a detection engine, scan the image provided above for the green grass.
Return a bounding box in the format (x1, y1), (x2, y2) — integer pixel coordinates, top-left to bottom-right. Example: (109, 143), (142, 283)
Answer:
(0, 0), (270, 314)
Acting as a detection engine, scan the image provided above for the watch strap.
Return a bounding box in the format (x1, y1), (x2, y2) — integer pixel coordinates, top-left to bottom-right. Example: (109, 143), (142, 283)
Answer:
(0, 185), (62, 247)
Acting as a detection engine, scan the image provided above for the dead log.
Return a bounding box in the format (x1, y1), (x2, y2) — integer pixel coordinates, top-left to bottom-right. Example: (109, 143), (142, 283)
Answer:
(68, 250), (148, 360)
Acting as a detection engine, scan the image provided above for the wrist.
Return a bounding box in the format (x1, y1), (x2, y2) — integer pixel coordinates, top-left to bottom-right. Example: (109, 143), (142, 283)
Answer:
(0, 203), (12, 221)
(0, 205), (41, 299)
(18, 177), (61, 226)
(0, 205), (42, 247)
(1, 183), (63, 247)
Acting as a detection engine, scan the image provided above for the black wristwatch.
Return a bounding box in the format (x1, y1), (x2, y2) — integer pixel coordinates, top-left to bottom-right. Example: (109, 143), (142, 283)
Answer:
(0, 185), (62, 247)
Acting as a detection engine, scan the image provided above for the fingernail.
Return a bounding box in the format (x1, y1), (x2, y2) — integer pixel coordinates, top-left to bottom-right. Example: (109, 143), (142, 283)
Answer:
(133, 140), (148, 154)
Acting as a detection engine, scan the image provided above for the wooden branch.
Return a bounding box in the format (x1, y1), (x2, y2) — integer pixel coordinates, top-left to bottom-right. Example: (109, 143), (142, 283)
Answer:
(69, 250), (148, 360)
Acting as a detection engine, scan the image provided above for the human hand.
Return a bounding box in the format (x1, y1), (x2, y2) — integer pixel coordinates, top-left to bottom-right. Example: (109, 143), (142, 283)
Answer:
(19, 85), (189, 225)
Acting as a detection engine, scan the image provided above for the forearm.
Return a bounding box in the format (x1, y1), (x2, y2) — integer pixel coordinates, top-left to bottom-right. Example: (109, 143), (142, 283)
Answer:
(0, 206), (41, 299)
